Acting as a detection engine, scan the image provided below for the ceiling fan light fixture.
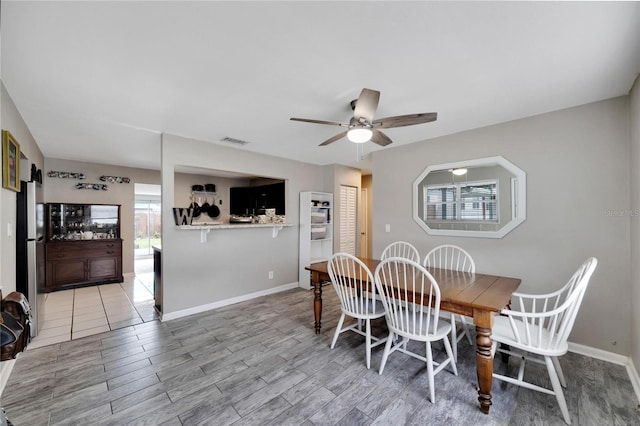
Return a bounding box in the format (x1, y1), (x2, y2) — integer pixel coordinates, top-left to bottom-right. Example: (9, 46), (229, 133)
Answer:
(451, 168), (468, 176)
(292, 88), (437, 147)
(347, 127), (372, 143)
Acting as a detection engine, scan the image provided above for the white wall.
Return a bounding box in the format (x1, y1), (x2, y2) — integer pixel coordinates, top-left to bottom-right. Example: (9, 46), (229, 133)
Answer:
(630, 77), (640, 369)
(43, 158), (160, 274)
(1, 82), (44, 295)
(160, 133), (331, 317)
(372, 96), (631, 354)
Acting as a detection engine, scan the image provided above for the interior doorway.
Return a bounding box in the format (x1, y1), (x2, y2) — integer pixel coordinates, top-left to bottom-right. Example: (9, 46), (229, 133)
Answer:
(134, 184), (161, 275)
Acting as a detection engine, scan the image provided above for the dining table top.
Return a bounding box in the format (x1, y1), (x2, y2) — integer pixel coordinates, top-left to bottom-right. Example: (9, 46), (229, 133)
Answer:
(305, 257), (521, 316)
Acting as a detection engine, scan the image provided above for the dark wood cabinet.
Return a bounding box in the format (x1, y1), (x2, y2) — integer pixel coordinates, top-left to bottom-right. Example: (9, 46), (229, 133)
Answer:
(44, 203), (123, 292)
(45, 240), (123, 291)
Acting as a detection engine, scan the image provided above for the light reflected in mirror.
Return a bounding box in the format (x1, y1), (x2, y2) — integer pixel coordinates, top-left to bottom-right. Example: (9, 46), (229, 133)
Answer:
(413, 156), (526, 238)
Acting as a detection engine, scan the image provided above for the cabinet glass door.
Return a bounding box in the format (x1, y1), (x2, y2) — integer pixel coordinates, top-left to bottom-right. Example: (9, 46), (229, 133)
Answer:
(48, 203), (120, 240)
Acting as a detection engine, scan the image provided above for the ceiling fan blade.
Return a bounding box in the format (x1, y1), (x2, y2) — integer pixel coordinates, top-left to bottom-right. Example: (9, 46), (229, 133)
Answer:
(373, 112), (437, 129)
(353, 88), (380, 122)
(290, 117), (347, 127)
(319, 131), (348, 146)
(370, 129), (393, 147)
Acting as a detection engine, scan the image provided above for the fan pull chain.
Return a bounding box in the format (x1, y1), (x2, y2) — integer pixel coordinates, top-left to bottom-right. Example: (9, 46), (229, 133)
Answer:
(355, 143), (364, 162)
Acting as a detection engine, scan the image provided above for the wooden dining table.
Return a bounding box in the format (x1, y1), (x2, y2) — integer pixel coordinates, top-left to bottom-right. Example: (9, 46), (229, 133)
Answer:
(305, 257), (521, 416)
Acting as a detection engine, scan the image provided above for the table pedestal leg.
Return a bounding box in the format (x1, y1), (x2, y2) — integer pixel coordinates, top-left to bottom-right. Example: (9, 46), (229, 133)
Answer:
(474, 310), (494, 414)
(312, 271), (323, 334)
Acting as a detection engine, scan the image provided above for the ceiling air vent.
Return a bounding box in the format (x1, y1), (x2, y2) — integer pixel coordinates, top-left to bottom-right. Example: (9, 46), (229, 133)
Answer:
(220, 136), (249, 146)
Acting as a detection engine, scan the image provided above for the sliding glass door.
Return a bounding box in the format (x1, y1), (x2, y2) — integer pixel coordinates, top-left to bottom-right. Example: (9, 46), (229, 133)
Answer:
(134, 200), (161, 257)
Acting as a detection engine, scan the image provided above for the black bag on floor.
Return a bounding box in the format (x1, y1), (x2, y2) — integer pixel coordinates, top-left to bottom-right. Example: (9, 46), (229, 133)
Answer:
(0, 291), (31, 360)
(1, 312), (24, 360)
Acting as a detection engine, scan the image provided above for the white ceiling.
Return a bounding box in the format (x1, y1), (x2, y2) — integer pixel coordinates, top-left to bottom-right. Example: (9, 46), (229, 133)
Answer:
(2, 2), (639, 174)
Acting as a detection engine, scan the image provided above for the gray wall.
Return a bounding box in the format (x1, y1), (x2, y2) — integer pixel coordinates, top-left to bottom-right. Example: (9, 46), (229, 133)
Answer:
(372, 96), (631, 354)
(160, 133), (330, 317)
(43, 158), (161, 274)
(1, 82), (44, 294)
(630, 77), (640, 370)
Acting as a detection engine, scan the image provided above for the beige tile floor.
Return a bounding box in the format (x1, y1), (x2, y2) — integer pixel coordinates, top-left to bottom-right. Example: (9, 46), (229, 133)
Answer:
(29, 260), (158, 349)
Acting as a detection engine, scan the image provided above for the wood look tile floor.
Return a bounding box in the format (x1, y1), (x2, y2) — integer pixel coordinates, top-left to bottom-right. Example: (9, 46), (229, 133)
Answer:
(3, 287), (639, 425)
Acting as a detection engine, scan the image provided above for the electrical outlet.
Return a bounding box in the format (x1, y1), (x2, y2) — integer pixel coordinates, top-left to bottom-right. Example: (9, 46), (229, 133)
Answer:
(268, 271), (274, 279)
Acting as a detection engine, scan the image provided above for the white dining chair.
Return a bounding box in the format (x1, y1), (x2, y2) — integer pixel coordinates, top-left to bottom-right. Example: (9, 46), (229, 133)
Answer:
(491, 257), (598, 425)
(423, 244), (475, 362)
(374, 257), (458, 403)
(381, 241), (420, 262)
(328, 252), (387, 369)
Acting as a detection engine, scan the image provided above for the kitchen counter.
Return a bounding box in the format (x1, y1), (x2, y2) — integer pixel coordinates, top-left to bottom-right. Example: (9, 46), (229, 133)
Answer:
(177, 223), (293, 242)
(176, 223), (291, 230)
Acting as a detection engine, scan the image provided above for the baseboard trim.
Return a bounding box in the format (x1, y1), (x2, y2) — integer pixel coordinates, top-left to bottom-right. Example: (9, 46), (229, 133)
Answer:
(567, 342), (628, 365)
(123, 272), (136, 278)
(160, 282), (300, 322)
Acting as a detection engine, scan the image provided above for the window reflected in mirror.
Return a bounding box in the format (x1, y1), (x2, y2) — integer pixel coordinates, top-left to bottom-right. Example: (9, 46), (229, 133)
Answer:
(425, 180), (498, 222)
(413, 156), (526, 238)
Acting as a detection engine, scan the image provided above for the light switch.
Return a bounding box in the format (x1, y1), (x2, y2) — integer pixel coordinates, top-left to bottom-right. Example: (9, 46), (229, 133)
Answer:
(385, 224), (391, 233)
(7, 223), (12, 236)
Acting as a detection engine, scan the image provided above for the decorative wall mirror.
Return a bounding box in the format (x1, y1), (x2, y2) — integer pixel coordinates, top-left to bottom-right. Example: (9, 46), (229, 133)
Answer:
(413, 156), (526, 238)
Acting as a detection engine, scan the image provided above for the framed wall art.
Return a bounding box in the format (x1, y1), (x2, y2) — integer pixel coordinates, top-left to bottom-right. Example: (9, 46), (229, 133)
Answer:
(2, 130), (21, 192)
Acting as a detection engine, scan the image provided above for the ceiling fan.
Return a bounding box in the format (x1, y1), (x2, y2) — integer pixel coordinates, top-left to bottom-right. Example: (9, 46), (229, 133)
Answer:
(290, 88), (437, 147)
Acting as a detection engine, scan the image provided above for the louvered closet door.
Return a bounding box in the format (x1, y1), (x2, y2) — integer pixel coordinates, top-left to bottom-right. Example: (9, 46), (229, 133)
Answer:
(339, 185), (358, 255)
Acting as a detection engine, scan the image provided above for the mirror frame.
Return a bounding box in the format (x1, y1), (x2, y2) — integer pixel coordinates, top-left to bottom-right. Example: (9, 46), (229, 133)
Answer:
(412, 155), (526, 238)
